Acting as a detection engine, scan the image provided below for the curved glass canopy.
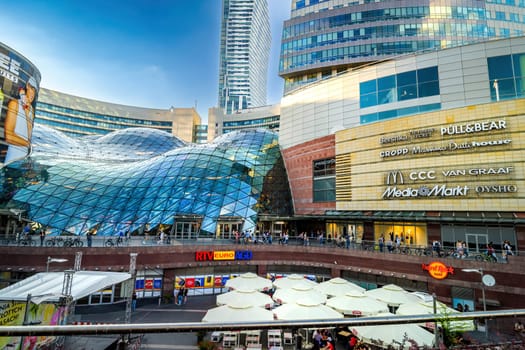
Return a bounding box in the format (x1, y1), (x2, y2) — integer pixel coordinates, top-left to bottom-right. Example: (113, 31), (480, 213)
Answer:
(2, 124), (291, 236)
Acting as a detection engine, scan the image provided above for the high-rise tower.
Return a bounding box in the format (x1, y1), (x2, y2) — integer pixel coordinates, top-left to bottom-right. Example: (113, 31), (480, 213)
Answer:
(280, 0), (525, 94)
(218, 0), (271, 114)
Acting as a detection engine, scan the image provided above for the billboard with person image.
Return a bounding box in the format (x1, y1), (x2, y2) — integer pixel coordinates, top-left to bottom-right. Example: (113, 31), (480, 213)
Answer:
(0, 42), (41, 166)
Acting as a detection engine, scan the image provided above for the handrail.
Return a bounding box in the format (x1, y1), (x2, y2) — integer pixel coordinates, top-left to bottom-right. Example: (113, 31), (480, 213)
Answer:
(0, 309), (524, 336)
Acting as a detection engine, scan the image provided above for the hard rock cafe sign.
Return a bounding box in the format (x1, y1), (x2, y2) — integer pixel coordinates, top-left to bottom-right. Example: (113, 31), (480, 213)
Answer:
(422, 261), (454, 280)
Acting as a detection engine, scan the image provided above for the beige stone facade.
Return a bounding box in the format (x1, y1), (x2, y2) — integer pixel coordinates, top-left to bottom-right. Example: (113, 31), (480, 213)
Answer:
(336, 99), (525, 212)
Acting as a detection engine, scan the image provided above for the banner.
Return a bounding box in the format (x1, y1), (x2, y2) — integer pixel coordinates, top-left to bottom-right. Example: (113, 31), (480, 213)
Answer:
(0, 42), (41, 166)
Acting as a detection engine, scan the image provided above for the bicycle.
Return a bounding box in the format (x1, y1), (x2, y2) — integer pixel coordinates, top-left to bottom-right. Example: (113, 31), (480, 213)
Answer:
(63, 236), (84, 247)
(105, 236), (124, 247)
(18, 235), (36, 246)
(474, 252), (498, 262)
(46, 236), (65, 247)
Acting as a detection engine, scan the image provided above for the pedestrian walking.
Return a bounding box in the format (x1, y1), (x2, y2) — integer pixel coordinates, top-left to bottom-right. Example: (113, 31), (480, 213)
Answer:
(39, 229), (45, 246)
(132, 292), (137, 311)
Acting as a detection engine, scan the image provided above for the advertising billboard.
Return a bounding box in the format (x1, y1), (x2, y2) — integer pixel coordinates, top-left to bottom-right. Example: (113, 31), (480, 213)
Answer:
(0, 42), (41, 166)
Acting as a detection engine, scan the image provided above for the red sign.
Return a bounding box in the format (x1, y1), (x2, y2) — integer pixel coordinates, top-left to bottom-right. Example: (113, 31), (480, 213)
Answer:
(422, 262), (454, 280)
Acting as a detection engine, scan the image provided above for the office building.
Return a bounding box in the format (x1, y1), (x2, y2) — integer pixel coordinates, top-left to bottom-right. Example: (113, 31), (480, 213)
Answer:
(280, 0), (525, 93)
(36, 88), (202, 143)
(218, 0), (271, 114)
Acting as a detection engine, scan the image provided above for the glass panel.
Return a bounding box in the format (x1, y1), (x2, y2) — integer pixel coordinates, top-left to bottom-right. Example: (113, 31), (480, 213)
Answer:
(359, 80), (377, 95)
(488, 55), (513, 80)
(418, 81), (440, 97)
(360, 92), (378, 108)
(417, 66), (438, 83)
(377, 75), (395, 90)
(397, 85), (417, 100)
(397, 70), (417, 87)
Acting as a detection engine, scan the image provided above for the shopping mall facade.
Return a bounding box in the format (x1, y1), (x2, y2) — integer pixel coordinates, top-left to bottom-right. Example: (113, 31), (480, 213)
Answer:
(0, 37), (523, 310)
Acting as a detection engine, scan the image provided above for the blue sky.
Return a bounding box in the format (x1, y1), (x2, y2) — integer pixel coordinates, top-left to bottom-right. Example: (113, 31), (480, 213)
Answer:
(1, 0), (291, 121)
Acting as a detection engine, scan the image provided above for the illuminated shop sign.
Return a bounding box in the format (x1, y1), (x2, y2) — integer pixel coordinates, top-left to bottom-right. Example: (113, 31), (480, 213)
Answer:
(380, 128), (435, 144)
(381, 139), (512, 158)
(383, 169), (517, 199)
(387, 167), (514, 185)
(422, 262), (454, 280)
(440, 120), (506, 136)
(195, 250), (253, 261)
(379, 119), (510, 158)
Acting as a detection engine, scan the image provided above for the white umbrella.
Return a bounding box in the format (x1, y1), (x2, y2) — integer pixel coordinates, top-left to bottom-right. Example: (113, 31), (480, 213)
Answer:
(217, 288), (274, 308)
(351, 314), (435, 349)
(314, 277), (365, 296)
(273, 273), (318, 289)
(224, 272), (273, 291)
(272, 282), (327, 305)
(365, 284), (421, 306)
(396, 301), (475, 332)
(202, 302), (275, 323)
(326, 291), (389, 316)
(273, 297), (343, 321)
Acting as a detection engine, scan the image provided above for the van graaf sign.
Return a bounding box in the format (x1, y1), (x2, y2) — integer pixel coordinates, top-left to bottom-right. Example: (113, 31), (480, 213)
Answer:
(383, 169), (517, 199)
(379, 120), (510, 159)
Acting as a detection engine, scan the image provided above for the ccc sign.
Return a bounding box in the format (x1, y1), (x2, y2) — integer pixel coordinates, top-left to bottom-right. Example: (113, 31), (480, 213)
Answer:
(386, 170), (436, 185)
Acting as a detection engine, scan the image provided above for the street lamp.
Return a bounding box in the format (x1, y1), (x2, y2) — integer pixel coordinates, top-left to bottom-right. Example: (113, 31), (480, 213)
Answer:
(46, 256), (68, 272)
(462, 268), (496, 339)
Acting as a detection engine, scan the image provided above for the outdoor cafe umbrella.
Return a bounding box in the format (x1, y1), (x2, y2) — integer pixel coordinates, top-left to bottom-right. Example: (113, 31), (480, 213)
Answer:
(272, 273), (318, 290)
(326, 290), (389, 316)
(224, 272), (273, 291)
(396, 301), (475, 332)
(217, 288), (274, 309)
(314, 277), (365, 297)
(272, 281), (327, 305)
(273, 297), (343, 321)
(202, 301), (275, 323)
(365, 284), (421, 306)
(351, 313), (435, 349)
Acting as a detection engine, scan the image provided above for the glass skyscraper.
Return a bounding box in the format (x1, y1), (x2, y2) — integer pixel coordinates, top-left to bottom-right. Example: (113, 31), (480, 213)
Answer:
(218, 0), (271, 114)
(280, 0), (525, 93)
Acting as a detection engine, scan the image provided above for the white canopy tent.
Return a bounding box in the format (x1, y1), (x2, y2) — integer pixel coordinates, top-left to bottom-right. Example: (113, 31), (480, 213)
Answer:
(365, 284), (421, 306)
(314, 277), (365, 297)
(202, 302), (275, 323)
(351, 313), (435, 349)
(216, 288), (274, 308)
(326, 291), (389, 316)
(224, 272), (273, 291)
(0, 271), (131, 303)
(396, 301), (475, 332)
(272, 281), (327, 305)
(273, 297), (343, 321)
(272, 274), (318, 290)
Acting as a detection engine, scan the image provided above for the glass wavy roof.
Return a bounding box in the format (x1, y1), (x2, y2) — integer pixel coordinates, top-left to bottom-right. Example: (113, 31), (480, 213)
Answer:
(2, 124), (291, 236)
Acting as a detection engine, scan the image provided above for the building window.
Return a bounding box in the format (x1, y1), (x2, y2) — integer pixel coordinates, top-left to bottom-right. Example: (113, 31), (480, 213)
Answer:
(488, 53), (525, 101)
(359, 66), (440, 108)
(313, 158), (335, 202)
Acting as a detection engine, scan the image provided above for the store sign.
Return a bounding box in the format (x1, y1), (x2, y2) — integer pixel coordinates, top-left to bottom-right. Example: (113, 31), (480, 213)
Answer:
(379, 119), (510, 159)
(383, 184), (470, 198)
(383, 169), (517, 199)
(422, 262), (454, 280)
(195, 250), (253, 261)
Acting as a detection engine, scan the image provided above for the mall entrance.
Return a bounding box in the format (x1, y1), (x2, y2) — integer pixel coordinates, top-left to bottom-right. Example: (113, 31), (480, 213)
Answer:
(173, 215), (201, 239)
(216, 217), (243, 239)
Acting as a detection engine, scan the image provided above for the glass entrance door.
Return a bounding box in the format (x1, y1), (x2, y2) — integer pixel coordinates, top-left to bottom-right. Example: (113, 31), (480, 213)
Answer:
(174, 221), (200, 239)
(465, 233), (488, 254)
